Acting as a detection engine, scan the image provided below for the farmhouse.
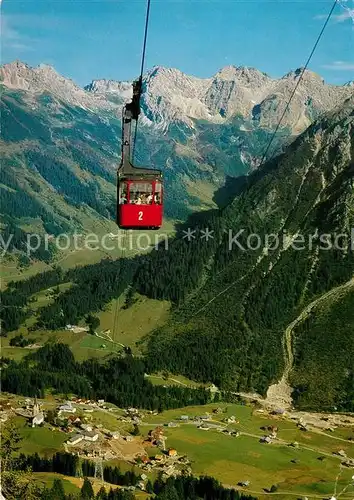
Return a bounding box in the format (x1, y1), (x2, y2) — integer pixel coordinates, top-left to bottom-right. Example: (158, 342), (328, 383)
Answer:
(260, 436), (272, 444)
(84, 431), (99, 442)
(67, 434), (83, 445)
(59, 402), (76, 413)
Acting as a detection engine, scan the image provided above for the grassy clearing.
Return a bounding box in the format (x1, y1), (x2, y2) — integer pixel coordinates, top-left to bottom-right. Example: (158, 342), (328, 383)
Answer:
(32, 472), (153, 498)
(97, 293), (171, 352)
(1, 327), (118, 362)
(14, 417), (67, 456)
(0, 346), (30, 361)
(1, 218), (176, 290)
(32, 472), (80, 495)
(145, 373), (207, 388)
(29, 283), (72, 311)
(1, 260), (50, 290)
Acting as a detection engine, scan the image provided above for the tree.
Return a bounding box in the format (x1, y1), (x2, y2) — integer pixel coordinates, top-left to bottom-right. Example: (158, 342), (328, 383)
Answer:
(146, 479), (153, 494)
(81, 477), (95, 499)
(50, 478), (66, 499)
(46, 409), (57, 425)
(157, 478), (180, 500)
(0, 420), (22, 471)
(86, 314), (100, 335)
(131, 424), (140, 436)
(96, 486), (108, 500)
(1, 470), (43, 500)
(213, 391), (221, 403)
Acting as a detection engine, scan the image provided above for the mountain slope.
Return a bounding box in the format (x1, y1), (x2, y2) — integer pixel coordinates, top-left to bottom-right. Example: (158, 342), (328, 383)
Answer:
(137, 95), (354, 410)
(1, 60), (352, 266)
(2, 96), (353, 411)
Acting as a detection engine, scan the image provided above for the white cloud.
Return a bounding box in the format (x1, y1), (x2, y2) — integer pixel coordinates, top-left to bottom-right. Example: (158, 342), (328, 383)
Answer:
(1, 14), (34, 51)
(314, 0), (354, 24)
(322, 61), (354, 70)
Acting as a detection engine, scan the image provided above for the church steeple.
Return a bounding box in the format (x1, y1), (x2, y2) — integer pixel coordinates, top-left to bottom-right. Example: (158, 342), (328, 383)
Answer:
(33, 396), (40, 417)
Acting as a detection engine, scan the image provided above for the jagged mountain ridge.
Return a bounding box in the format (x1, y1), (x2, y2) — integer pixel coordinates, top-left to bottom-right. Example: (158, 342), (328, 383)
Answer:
(87, 65), (352, 133)
(1, 60), (352, 264)
(2, 61), (352, 133)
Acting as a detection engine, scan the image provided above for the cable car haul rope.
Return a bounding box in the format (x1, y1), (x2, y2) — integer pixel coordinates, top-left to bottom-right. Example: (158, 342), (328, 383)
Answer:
(116, 0), (163, 231)
(116, 0), (338, 231)
(112, 0), (338, 339)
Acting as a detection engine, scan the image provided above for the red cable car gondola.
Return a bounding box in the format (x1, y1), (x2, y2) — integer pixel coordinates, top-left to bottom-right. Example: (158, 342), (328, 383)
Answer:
(117, 79), (163, 230)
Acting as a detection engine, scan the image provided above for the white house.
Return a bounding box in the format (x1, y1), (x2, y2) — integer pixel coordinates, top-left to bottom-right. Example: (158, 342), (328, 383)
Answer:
(59, 402), (76, 413)
(67, 434), (83, 445)
(80, 424), (93, 432)
(83, 431), (99, 442)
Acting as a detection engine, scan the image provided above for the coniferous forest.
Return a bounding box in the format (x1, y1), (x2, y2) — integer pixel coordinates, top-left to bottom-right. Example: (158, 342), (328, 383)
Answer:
(1, 343), (212, 410)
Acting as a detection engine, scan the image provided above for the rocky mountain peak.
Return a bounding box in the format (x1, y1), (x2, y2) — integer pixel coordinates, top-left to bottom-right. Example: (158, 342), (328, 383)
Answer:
(85, 79), (132, 97)
(1, 60), (352, 134)
(0, 61), (114, 110)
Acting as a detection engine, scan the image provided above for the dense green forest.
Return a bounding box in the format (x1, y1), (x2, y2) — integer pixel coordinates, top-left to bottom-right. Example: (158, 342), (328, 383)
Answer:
(1, 343), (212, 410)
(290, 290), (354, 412)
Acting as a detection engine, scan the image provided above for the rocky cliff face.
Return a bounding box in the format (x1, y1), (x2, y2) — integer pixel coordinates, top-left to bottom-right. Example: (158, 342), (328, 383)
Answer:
(2, 61), (352, 133)
(88, 64), (352, 132)
(0, 60), (114, 110)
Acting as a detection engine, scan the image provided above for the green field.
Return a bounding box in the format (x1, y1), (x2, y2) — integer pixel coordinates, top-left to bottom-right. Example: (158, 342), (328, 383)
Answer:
(14, 417), (68, 456)
(145, 373), (206, 388)
(140, 403), (354, 499)
(1, 259), (50, 290)
(1, 327), (119, 362)
(97, 293), (171, 351)
(32, 472), (81, 495)
(1, 218), (176, 289)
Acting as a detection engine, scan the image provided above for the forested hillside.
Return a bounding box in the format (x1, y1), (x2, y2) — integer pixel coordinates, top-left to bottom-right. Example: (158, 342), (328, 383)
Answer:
(141, 96), (354, 409)
(2, 96), (353, 411)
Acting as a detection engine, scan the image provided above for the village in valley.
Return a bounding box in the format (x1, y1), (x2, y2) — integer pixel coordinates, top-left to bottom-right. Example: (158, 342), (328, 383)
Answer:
(1, 391), (354, 498)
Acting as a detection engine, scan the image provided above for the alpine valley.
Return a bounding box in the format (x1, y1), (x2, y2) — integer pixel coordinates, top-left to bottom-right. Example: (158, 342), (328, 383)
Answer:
(1, 61), (353, 262)
(1, 60), (354, 500)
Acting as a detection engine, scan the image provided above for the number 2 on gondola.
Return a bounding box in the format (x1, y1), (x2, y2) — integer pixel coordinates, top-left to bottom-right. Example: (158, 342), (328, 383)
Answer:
(138, 211), (143, 220)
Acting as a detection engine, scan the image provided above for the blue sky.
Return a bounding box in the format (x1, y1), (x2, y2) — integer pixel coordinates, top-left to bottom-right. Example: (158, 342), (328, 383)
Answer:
(1, 0), (354, 86)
